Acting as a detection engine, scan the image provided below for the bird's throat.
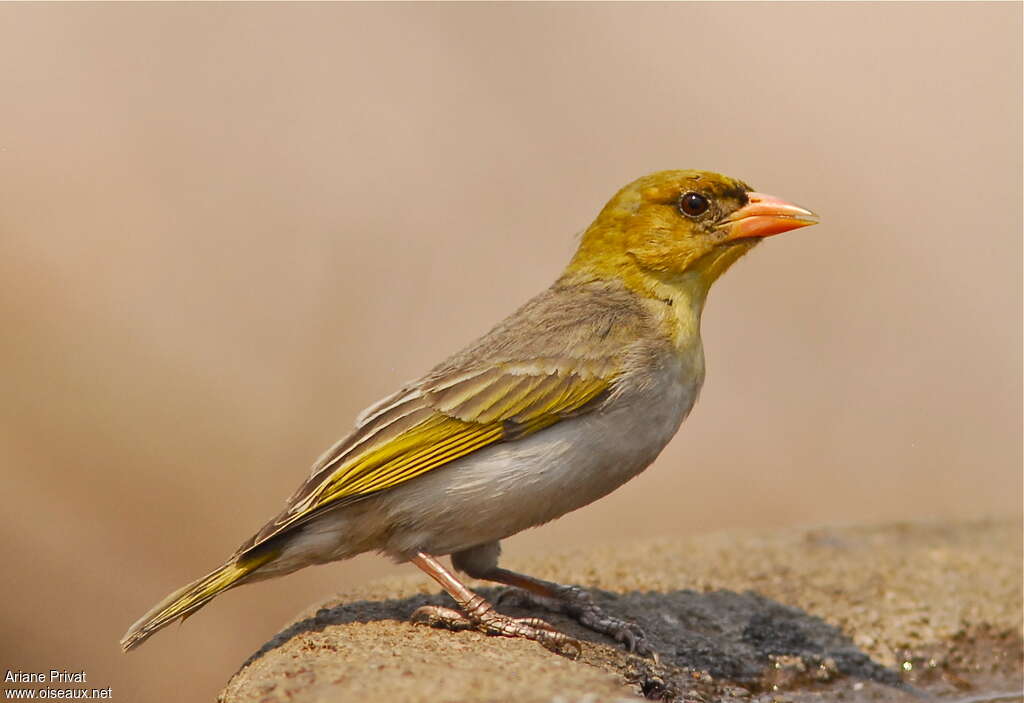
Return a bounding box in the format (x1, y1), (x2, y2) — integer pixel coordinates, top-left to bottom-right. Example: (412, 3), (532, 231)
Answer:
(624, 241), (759, 351)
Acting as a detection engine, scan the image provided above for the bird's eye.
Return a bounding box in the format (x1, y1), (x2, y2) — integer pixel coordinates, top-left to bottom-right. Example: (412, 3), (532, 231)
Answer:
(678, 192), (710, 218)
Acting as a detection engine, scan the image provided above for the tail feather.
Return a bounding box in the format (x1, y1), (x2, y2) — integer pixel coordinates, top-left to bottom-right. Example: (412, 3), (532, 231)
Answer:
(121, 548), (278, 652)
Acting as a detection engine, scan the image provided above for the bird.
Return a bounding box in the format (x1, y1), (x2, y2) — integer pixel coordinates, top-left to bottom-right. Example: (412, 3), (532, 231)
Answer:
(121, 169), (818, 656)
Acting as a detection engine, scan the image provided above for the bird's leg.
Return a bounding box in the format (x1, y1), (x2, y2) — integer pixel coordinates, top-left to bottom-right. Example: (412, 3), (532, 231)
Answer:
(484, 567), (652, 656)
(408, 552), (581, 656)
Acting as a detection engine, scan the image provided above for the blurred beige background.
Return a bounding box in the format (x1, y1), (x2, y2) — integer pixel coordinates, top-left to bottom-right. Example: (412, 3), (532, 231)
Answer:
(1, 3), (1020, 702)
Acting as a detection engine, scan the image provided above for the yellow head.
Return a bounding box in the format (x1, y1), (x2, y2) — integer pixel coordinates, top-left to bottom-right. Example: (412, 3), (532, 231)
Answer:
(563, 170), (818, 302)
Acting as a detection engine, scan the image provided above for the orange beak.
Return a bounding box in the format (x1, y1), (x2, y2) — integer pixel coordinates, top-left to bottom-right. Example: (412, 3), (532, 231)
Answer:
(718, 192), (819, 241)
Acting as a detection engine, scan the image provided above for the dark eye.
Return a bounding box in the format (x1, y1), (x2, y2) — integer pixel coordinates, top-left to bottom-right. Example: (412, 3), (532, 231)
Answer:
(678, 191), (710, 217)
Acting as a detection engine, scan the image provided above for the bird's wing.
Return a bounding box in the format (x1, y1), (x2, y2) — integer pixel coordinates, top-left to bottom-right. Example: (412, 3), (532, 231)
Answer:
(239, 360), (612, 554)
(235, 280), (659, 557)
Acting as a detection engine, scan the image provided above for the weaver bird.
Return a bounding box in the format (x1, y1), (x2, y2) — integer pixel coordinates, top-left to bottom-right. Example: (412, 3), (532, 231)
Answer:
(122, 170), (818, 655)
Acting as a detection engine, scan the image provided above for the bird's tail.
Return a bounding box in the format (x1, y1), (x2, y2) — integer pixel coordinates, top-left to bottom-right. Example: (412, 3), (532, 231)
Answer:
(120, 547), (279, 652)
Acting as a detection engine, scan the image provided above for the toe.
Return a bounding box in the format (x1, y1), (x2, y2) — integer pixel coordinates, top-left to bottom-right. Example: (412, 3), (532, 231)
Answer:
(410, 605), (473, 631)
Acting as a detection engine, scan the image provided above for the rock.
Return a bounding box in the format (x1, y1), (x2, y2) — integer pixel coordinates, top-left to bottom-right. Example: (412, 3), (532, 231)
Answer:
(220, 520), (1022, 703)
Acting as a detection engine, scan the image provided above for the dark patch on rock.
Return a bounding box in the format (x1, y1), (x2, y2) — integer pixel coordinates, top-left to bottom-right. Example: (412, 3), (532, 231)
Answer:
(561, 588), (908, 701)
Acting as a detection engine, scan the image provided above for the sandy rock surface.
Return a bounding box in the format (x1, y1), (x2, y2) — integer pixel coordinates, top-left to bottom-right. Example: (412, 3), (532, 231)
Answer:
(220, 520), (1022, 703)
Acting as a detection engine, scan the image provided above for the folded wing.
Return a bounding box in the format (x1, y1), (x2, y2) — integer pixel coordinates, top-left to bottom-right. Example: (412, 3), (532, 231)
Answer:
(238, 362), (611, 555)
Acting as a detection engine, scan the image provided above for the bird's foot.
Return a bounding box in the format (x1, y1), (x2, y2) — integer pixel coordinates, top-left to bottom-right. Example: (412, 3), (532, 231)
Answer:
(497, 585), (654, 657)
(411, 603), (582, 658)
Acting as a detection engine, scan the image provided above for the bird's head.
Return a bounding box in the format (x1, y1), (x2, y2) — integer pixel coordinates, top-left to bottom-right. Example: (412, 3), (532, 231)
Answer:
(563, 170), (818, 301)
